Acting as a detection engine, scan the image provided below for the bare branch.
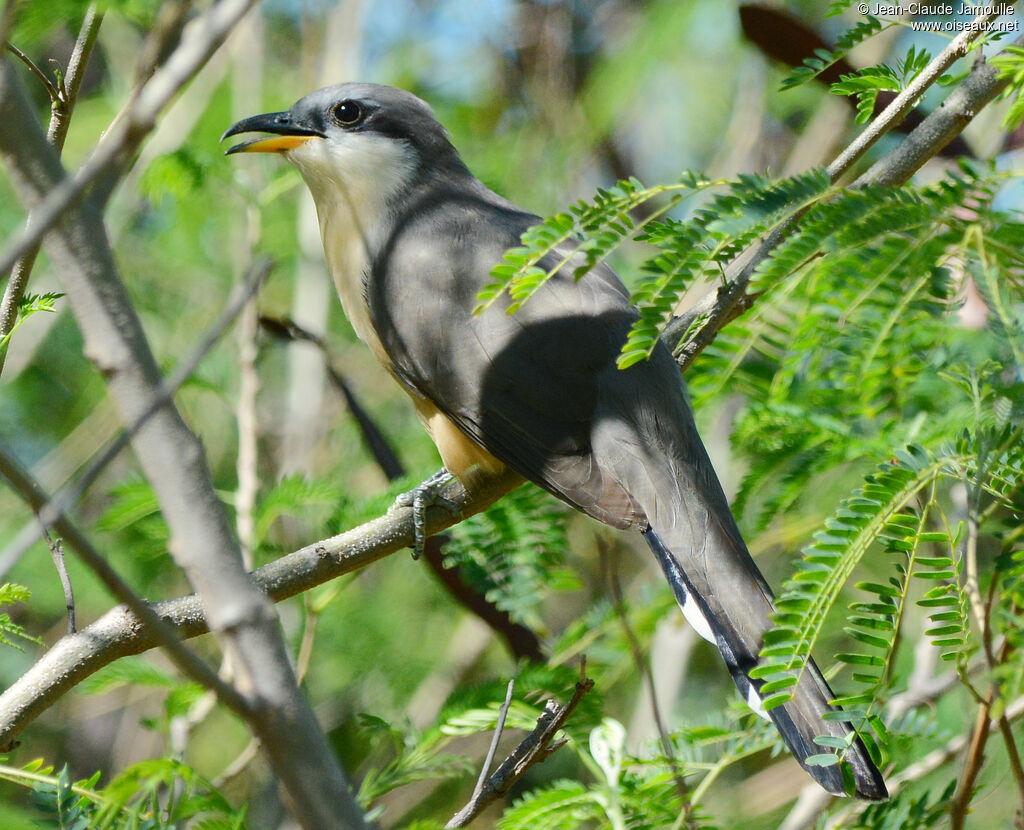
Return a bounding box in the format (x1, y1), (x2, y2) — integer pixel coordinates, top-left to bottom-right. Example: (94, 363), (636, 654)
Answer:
(447, 666), (595, 828)
(0, 49), (365, 830)
(0, 443), (250, 719)
(0, 466), (522, 756)
(473, 678), (516, 799)
(235, 298), (260, 568)
(40, 530), (74, 635)
(3, 42), (59, 101)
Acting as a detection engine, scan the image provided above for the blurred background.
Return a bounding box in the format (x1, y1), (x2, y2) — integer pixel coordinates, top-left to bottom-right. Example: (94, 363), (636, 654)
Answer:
(0, 0), (1022, 827)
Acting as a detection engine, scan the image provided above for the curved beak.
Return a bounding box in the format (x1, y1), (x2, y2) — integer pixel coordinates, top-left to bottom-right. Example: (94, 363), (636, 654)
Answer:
(221, 111), (325, 155)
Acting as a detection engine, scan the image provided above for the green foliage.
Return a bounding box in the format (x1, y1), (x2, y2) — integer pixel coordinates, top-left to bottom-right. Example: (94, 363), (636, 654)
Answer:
(830, 46), (931, 124)
(479, 167), (833, 369)
(476, 172), (712, 316)
(853, 781), (956, 829)
(780, 15), (888, 90)
(442, 484), (578, 630)
(0, 583), (38, 650)
(992, 45), (1024, 130)
(0, 757), (245, 829)
(355, 714), (472, 807)
(0, 292), (63, 354)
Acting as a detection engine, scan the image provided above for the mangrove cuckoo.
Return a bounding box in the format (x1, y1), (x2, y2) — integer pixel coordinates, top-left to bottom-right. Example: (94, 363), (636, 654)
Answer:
(222, 83), (887, 801)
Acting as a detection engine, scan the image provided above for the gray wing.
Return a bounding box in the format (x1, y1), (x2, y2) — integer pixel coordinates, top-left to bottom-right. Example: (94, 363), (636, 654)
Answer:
(367, 182), (657, 528)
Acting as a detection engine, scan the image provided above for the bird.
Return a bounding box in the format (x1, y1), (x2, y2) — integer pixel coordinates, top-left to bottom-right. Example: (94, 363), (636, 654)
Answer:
(222, 82), (888, 801)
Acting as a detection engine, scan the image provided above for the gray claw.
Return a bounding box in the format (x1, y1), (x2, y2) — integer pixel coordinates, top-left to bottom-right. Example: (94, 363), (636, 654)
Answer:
(393, 468), (456, 558)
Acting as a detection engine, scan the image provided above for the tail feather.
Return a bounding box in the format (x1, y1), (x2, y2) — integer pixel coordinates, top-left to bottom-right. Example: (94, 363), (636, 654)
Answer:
(643, 527), (887, 801)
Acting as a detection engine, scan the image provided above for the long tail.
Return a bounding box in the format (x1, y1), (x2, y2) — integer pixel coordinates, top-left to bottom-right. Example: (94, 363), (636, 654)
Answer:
(642, 526), (887, 800)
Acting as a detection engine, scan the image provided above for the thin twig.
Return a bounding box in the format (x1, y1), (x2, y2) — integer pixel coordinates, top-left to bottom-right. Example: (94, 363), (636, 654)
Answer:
(603, 541), (694, 822)
(0, 258), (271, 577)
(214, 737), (261, 787)
(40, 530), (74, 635)
(473, 678), (516, 800)
(447, 663), (594, 828)
(950, 696), (993, 830)
(295, 594), (319, 685)
(0, 5), (104, 377)
(235, 297), (260, 569)
(4, 42), (59, 101)
(964, 504), (992, 665)
(996, 711), (1024, 820)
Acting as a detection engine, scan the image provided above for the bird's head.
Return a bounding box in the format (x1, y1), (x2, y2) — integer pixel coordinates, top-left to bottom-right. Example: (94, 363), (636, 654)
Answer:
(221, 83), (466, 207)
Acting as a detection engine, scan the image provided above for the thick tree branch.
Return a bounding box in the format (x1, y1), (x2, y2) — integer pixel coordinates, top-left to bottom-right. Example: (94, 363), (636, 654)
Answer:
(665, 23), (1024, 370)
(0, 468), (522, 750)
(0, 50), (365, 830)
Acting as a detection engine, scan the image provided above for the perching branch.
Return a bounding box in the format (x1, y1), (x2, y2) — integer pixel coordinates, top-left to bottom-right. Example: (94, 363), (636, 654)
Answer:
(446, 665), (595, 828)
(665, 21), (1024, 370)
(0, 467), (522, 750)
(0, 38), (366, 830)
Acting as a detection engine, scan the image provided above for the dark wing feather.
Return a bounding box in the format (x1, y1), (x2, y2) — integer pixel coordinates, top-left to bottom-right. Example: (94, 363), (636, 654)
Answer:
(368, 181), (647, 528)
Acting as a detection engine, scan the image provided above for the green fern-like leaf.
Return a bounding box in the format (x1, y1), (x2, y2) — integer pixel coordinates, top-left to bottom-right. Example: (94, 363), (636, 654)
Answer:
(443, 484), (575, 629)
(780, 16), (886, 90)
(477, 172), (713, 315)
(991, 45), (1024, 130)
(751, 444), (968, 709)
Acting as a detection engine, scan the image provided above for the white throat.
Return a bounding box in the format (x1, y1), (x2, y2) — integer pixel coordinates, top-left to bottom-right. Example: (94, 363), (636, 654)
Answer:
(285, 133), (417, 364)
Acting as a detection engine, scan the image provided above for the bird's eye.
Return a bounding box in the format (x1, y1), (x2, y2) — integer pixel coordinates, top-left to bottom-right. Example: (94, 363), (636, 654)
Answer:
(332, 100), (364, 126)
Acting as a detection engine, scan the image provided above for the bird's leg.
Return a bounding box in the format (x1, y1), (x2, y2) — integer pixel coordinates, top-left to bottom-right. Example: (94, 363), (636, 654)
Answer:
(391, 467), (458, 558)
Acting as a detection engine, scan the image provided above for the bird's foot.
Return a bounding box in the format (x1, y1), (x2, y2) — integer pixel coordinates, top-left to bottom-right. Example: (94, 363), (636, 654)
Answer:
(391, 468), (458, 559)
